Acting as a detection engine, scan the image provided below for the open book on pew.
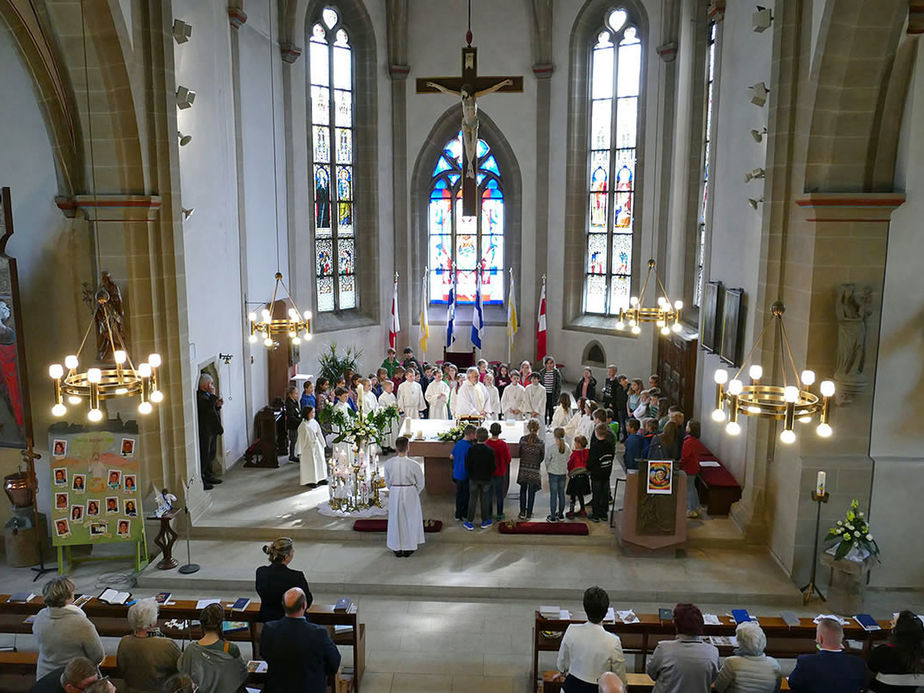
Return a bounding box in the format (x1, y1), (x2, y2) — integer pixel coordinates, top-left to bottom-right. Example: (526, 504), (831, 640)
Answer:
(98, 589), (132, 605)
(7, 592), (35, 603)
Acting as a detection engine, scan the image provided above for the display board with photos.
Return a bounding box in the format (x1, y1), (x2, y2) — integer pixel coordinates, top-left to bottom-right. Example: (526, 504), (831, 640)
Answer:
(48, 425), (144, 549)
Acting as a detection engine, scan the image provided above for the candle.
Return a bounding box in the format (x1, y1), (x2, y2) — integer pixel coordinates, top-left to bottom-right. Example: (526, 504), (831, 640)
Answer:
(815, 471), (826, 497)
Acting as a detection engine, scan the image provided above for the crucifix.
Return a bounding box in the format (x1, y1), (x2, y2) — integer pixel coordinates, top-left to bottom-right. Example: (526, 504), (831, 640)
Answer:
(417, 8), (522, 216)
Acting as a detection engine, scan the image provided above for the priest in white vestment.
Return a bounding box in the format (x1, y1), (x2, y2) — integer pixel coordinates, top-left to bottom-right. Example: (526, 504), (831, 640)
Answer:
(425, 368), (451, 419)
(500, 371), (526, 419)
(384, 436), (425, 557)
(455, 367), (488, 418)
(296, 406), (327, 486)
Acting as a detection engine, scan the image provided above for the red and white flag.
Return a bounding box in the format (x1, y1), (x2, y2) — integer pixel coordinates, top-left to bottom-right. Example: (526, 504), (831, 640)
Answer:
(536, 275), (547, 362)
(389, 274), (400, 349)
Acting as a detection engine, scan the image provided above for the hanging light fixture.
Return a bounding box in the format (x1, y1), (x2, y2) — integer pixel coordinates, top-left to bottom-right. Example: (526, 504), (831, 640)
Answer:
(49, 287), (163, 421)
(48, 0), (163, 422)
(248, 272), (312, 348)
(247, 0), (312, 350)
(711, 301), (834, 443)
(615, 259), (683, 336)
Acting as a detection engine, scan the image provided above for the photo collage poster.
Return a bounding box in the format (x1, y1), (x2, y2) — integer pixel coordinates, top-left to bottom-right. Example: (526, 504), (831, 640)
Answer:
(48, 429), (143, 547)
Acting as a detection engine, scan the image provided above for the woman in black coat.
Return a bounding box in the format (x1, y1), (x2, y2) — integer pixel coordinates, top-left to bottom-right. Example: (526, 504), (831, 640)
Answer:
(868, 610), (924, 692)
(573, 368), (598, 402)
(255, 537), (312, 623)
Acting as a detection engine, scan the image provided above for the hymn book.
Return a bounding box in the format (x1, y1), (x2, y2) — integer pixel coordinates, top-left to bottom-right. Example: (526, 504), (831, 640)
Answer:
(98, 588), (131, 605)
(7, 592), (35, 603)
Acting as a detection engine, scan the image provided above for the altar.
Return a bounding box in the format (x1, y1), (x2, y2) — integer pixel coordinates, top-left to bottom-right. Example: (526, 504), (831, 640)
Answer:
(402, 419), (527, 495)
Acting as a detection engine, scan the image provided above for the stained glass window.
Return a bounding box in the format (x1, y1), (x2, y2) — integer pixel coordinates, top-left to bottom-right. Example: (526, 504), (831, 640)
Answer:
(309, 7), (355, 312)
(693, 21), (717, 308)
(583, 8), (642, 316)
(427, 131), (505, 304)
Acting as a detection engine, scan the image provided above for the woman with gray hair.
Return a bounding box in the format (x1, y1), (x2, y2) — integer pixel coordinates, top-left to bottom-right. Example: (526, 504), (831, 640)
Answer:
(714, 621), (782, 692)
(32, 576), (105, 677)
(116, 598), (180, 692)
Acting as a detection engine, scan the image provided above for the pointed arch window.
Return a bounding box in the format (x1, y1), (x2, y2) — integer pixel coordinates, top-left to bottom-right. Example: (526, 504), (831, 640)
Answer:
(693, 20), (717, 308)
(309, 7), (356, 313)
(583, 8), (641, 316)
(427, 131), (505, 305)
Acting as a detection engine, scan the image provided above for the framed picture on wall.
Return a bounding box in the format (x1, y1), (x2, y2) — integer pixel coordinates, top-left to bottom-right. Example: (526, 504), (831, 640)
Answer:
(700, 281), (723, 353)
(720, 288), (745, 366)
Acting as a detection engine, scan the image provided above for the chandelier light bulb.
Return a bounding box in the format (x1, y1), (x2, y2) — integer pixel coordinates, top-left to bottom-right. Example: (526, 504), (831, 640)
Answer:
(248, 334), (257, 343)
(138, 401), (153, 415)
(51, 403), (67, 417)
(674, 300), (683, 310)
(304, 332), (313, 341)
(816, 423), (832, 438)
(304, 310), (312, 320)
(288, 330), (297, 339)
(148, 353), (162, 368)
(68, 396), (82, 405)
(87, 368), (102, 384)
(801, 370), (816, 386)
(749, 365), (763, 380)
(820, 380), (835, 397)
(261, 309), (271, 321)
(727, 379), (743, 396)
(49, 364), (64, 379)
(292, 336), (301, 345)
(615, 320), (625, 330)
(783, 386), (799, 403)
(288, 308), (298, 320)
(248, 312), (257, 322)
(799, 415), (812, 423)
(263, 337), (274, 348)
(671, 323), (682, 333)
(631, 325), (641, 335)
(660, 326), (670, 336)
(726, 421), (741, 436)
(780, 429), (796, 444)
(115, 388), (128, 395)
(630, 296), (639, 306)
(711, 408), (726, 422)
(657, 296), (667, 308)
(113, 350), (127, 365)
(656, 319), (665, 327)
(150, 390), (164, 403)
(138, 363), (153, 378)
(65, 355), (79, 370)
(88, 408), (103, 422)
(628, 318), (637, 327)
(714, 369), (729, 384)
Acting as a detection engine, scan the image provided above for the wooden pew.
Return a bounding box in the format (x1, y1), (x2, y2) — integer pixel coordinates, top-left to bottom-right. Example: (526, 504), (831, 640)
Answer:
(541, 670), (793, 691)
(0, 595), (365, 691)
(532, 610), (888, 692)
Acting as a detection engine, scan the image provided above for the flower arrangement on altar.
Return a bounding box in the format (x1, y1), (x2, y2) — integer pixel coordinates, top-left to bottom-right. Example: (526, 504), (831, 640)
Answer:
(327, 444), (386, 513)
(824, 498), (880, 562)
(320, 403), (400, 448)
(437, 423), (466, 442)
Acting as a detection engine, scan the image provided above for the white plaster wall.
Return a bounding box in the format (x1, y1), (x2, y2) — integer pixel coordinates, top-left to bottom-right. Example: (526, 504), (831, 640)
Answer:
(0, 22), (92, 525)
(694, 1), (774, 483)
(173, 0), (250, 466)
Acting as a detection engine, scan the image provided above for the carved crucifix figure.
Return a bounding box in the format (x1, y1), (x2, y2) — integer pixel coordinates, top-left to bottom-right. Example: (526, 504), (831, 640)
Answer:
(418, 45), (522, 215)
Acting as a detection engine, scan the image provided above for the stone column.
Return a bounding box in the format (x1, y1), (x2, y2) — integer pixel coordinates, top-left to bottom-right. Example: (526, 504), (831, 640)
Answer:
(530, 0), (553, 321)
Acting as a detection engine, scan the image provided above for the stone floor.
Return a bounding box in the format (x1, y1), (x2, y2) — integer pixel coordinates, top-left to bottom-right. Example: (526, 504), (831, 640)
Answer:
(2, 455), (921, 693)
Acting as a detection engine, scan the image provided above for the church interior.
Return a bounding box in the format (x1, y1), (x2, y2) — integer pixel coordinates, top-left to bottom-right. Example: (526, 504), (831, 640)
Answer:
(0, 0), (923, 691)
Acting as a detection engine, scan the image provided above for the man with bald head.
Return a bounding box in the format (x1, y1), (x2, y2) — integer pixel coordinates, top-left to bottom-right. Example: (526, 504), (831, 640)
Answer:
(787, 617), (866, 692)
(259, 587), (341, 692)
(598, 671), (626, 693)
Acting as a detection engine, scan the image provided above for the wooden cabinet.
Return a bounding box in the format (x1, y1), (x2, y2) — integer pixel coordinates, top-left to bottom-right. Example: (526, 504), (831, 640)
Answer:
(656, 332), (698, 418)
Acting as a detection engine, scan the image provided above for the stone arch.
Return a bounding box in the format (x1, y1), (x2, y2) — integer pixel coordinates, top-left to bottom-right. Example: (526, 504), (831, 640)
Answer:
(562, 0), (651, 326)
(803, 0), (910, 192)
(409, 104), (523, 324)
(582, 340), (607, 368)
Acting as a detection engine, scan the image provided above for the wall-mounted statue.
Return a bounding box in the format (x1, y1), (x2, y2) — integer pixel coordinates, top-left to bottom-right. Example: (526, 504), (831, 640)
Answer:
(834, 283), (873, 403)
(82, 272), (127, 362)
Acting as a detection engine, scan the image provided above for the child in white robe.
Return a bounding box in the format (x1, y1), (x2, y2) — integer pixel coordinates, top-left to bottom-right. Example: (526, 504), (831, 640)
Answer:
(384, 436), (425, 557)
(397, 370), (426, 419)
(500, 372), (526, 419)
(328, 387), (354, 460)
(564, 397), (587, 443)
(483, 372), (501, 420)
(425, 368), (450, 419)
(359, 378), (379, 415)
(296, 405), (327, 486)
(550, 393), (572, 431)
(523, 373), (547, 421)
(378, 380), (398, 451)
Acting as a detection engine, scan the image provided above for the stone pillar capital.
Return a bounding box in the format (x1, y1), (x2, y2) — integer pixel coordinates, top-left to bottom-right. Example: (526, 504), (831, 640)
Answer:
(389, 64), (410, 80)
(280, 43), (302, 64)
(532, 63), (554, 79)
(228, 5), (247, 29)
(56, 194), (163, 222)
(656, 42), (678, 62)
(707, 0), (726, 22)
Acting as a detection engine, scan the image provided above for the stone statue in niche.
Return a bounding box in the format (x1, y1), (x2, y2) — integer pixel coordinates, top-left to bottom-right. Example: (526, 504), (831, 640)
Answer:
(834, 283), (873, 403)
(82, 272), (127, 362)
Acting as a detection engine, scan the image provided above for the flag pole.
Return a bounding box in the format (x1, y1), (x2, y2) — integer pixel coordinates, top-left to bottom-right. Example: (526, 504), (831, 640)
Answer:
(507, 268), (513, 364)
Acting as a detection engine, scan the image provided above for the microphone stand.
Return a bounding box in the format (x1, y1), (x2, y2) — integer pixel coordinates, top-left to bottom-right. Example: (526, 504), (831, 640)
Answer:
(177, 477), (199, 574)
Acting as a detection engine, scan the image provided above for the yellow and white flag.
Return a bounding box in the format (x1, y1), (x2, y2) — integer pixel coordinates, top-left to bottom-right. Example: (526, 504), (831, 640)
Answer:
(418, 269), (430, 354)
(506, 269), (518, 360)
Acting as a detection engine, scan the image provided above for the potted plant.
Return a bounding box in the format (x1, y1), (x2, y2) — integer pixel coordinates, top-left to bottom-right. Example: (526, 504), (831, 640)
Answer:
(317, 343), (362, 384)
(820, 499), (879, 613)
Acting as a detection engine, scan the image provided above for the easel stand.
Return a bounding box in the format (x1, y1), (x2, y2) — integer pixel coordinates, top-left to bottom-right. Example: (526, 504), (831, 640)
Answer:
(801, 490), (829, 604)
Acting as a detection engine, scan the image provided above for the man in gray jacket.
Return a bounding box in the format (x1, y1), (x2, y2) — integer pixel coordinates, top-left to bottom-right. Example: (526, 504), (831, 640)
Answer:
(32, 577), (105, 678)
(646, 603), (719, 693)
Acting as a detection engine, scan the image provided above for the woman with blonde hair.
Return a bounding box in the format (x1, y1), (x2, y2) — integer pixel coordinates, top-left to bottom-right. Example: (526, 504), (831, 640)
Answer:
(255, 537), (312, 623)
(545, 427), (571, 522)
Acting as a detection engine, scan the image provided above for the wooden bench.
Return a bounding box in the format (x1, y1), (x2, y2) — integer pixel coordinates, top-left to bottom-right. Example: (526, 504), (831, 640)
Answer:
(540, 670), (792, 691)
(532, 610), (888, 692)
(696, 463), (742, 515)
(0, 594), (365, 691)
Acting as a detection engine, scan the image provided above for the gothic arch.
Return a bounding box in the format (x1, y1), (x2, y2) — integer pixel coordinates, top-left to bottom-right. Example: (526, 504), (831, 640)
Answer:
(410, 105), (522, 324)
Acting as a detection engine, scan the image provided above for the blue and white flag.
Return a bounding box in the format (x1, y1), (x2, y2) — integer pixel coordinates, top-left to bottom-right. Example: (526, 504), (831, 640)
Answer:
(446, 287), (456, 348)
(471, 272), (484, 350)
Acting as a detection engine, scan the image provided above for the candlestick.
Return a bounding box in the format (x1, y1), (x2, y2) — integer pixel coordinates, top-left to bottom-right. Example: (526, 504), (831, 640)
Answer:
(815, 470), (826, 497)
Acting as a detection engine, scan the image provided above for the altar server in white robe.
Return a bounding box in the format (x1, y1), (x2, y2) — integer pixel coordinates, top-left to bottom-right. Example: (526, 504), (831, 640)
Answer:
(500, 371), (526, 419)
(425, 368), (451, 419)
(455, 367), (488, 417)
(359, 378), (379, 415)
(377, 380), (399, 450)
(384, 436), (425, 557)
(296, 405), (327, 486)
(524, 372), (547, 421)
(328, 387), (354, 458)
(483, 372), (501, 420)
(397, 369), (426, 419)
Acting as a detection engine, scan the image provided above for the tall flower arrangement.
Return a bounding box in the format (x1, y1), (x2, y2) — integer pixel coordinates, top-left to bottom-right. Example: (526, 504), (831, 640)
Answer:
(824, 499), (880, 562)
(320, 404), (399, 449)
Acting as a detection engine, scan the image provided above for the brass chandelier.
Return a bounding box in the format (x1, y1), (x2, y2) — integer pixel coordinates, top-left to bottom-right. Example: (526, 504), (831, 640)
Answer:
(248, 272), (312, 348)
(49, 287), (163, 422)
(711, 301), (834, 443)
(615, 259), (683, 336)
